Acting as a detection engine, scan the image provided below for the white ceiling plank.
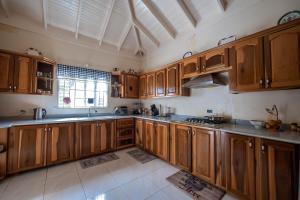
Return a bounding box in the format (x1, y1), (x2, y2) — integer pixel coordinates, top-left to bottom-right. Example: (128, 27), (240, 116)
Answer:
(176, 0), (197, 28)
(98, 0), (115, 46)
(133, 19), (159, 47)
(216, 0), (226, 12)
(117, 22), (132, 51)
(142, 0), (176, 39)
(127, 0), (159, 47)
(0, 0), (9, 17)
(42, 0), (48, 30)
(75, 0), (83, 40)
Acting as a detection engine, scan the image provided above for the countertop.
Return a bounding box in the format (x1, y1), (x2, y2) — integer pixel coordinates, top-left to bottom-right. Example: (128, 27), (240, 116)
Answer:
(1, 115), (300, 144)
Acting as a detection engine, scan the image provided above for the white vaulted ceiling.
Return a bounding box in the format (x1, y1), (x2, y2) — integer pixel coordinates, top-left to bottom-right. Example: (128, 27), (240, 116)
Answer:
(0, 0), (260, 56)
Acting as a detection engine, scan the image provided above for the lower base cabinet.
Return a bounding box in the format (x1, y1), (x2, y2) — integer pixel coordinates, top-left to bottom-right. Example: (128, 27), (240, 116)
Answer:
(192, 128), (215, 184)
(135, 119), (144, 148)
(225, 133), (256, 200)
(8, 125), (46, 174)
(175, 125), (192, 171)
(0, 128), (8, 179)
(76, 120), (114, 159)
(256, 138), (299, 200)
(46, 123), (74, 165)
(145, 120), (155, 153)
(155, 122), (169, 161)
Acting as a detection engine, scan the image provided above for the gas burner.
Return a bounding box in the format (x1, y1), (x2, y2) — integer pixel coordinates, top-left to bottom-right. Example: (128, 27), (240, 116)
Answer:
(185, 117), (225, 125)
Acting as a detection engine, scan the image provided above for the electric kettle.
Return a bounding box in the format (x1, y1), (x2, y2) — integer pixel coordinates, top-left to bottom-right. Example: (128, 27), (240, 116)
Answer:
(33, 107), (47, 120)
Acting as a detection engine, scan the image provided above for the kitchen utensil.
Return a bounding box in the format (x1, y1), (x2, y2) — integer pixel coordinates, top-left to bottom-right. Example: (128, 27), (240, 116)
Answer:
(250, 120), (265, 129)
(150, 104), (159, 116)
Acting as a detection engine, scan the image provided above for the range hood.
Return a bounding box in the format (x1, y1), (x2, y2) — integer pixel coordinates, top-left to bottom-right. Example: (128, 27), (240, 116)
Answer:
(182, 72), (228, 88)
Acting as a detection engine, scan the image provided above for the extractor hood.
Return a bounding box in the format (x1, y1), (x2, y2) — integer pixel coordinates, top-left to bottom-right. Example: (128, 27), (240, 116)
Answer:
(182, 72), (228, 88)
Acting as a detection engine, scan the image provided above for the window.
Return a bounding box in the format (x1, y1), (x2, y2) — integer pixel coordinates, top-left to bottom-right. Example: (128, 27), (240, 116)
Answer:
(57, 64), (111, 108)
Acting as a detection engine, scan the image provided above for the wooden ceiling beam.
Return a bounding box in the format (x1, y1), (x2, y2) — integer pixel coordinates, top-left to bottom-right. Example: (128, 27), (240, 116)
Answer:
(176, 0), (197, 28)
(42, 0), (48, 30)
(216, 0), (226, 12)
(142, 0), (176, 39)
(75, 0), (83, 39)
(133, 25), (142, 50)
(0, 0), (9, 17)
(127, 0), (159, 47)
(98, 0), (115, 46)
(117, 22), (132, 51)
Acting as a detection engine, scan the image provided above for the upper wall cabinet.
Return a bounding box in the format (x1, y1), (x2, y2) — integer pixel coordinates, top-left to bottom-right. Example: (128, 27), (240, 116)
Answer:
(166, 64), (179, 96)
(0, 53), (33, 93)
(146, 73), (155, 98)
(181, 56), (200, 79)
(201, 48), (229, 73)
(125, 74), (139, 98)
(0, 50), (55, 95)
(231, 37), (264, 91)
(139, 75), (147, 99)
(155, 69), (166, 97)
(264, 25), (300, 89)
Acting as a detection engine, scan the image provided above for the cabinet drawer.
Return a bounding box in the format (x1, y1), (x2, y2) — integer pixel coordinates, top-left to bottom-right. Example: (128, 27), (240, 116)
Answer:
(117, 118), (134, 128)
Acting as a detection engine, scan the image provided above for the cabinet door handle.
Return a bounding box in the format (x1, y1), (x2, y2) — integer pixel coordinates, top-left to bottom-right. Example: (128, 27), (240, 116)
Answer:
(261, 145), (265, 153)
(248, 141), (253, 148)
(202, 65), (205, 70)
(48, 128), (51, 132)
(44, 128), (47, 133)
(13, 86), (17, 91)
(259, 79), (263, 85)
(192, 131), (195, 136)
(265, 79), (270, 88)
(8, 85), (12, 90)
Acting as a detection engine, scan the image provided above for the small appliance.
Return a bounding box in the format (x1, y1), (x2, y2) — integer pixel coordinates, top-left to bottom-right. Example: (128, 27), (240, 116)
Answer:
(33, 107), (47, 120)
(113, 106), (128, 115)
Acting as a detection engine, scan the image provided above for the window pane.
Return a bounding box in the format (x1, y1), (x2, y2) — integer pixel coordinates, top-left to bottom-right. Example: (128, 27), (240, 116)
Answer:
(86, 81), (95, 91)
(76, 81), (85, 90)
(76, 90), (85, 98)
(86, 91), (94, 98)
(75, 99), (85, 107)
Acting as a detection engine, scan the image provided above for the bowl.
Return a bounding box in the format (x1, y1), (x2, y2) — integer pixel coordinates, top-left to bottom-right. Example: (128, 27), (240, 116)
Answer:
(250, 120), (265, 129)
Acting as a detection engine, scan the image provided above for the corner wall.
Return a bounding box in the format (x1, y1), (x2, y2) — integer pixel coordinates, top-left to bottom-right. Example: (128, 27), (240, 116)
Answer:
(142, 0), (300, 123)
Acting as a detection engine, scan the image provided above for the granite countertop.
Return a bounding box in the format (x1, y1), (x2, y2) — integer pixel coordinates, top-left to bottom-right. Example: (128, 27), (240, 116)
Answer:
(1, 115), (300, 144)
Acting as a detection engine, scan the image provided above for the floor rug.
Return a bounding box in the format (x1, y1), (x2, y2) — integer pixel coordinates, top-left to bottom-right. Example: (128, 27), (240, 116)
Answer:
(127, 149), (156, 164)
(167, 170), (225, 200)
(80, 153), (119, 169)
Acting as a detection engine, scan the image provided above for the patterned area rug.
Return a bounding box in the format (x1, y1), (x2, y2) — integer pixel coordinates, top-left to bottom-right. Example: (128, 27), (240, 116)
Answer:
(80, 153), (119, 169)
(127, 149), (156, 164)
(167, 170), (225, 200)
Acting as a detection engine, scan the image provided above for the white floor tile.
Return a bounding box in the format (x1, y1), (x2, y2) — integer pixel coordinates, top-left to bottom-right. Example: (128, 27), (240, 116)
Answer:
(121, 175), (161, 200)
(160, 185), (192, 200)
(44, 170), (85, 200)
(145, 165), (179, 189)
(47, 162), (77, 179)
(222, 194), (239, 200)
(87, 186), (129, 200)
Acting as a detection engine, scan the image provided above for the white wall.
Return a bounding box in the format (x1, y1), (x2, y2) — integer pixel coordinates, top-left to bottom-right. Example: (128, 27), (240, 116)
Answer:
(142, 0), (300, 123)
(0, 24), (142, 117)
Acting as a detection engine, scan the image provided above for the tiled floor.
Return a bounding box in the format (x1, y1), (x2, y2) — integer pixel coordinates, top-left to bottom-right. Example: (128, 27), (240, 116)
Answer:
(0, 148), (237, 200)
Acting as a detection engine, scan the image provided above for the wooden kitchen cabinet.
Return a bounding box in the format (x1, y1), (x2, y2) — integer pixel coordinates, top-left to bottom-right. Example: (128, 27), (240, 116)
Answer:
(201, 48), (229, 73)
(139, 75), (147, 98)
(169, 123), (176, 165)
(175, 125), (191, 171)
(155, 122), (169, 161)
(181, 56), (200, 79)
(0, 128), (8, 180)
(155, 69), (166, 97)
(146, 73), (155, 98)
(125, 74), (139, 98)
(225, 133), (255, 200)
(264, 25), (300, 89)
(192, 127), (215, 183)
(46, 123), (74, 165)
(135, 119), (144, 148)
(256, 139), (299, 200)
(166, 63), (179, 96)
(7, 125), (46, 174)
(231, 37), (264, 91)
(215, 131), (227, 189)
(0, 53), (14, 92)
(14, 56), (33, 93)
(75, 121), (98, 158)
(0, 53), (33, 93)
(76, 120), (114, 158)
(116, 118), (134, 150)
(144, 120), (155, 153)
